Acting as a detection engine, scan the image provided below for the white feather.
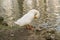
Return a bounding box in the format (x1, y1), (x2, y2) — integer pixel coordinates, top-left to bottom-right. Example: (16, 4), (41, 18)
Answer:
(14, 9), (40, 26)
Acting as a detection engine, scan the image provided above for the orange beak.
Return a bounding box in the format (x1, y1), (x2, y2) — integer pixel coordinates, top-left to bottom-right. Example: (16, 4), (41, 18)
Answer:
(34, 16), (37, 19)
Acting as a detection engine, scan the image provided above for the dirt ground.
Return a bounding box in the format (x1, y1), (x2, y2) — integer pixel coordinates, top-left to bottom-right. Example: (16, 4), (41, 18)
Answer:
(0, 25), (60, 40)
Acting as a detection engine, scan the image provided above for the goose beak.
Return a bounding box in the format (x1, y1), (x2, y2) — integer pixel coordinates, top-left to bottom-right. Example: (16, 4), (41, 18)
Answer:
(34, 16), (37, 19)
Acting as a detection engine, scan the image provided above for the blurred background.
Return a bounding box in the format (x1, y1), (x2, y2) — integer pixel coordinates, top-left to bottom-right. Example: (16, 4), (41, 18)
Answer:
(0, 0), (60, 40)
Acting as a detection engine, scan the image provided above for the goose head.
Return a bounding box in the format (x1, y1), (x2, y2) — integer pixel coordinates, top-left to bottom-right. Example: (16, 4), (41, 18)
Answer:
(33, 9), (40, 19)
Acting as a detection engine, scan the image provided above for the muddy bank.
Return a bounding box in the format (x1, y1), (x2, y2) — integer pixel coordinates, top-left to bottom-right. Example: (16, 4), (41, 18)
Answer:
(0, 25), (60, 40)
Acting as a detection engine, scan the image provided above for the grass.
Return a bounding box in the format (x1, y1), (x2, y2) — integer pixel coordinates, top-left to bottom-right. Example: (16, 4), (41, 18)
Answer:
(0, 24), (21, 30)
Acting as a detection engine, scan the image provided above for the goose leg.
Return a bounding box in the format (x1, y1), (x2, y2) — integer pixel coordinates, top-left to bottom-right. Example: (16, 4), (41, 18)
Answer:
(26, 24), (34, 30)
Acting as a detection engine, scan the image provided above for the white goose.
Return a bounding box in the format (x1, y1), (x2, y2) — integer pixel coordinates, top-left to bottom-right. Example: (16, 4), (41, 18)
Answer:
(15, 9), (40, 30)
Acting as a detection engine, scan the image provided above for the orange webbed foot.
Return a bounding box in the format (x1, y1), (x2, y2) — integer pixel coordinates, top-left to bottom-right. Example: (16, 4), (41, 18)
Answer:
(26, 25), (34, 31)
